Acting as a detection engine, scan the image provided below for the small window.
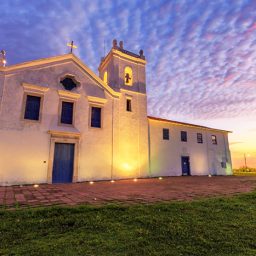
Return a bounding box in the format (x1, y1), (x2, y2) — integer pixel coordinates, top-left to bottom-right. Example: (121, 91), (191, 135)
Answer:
(181, 131), (187, 142)
(221, 162), (226, 168)
(61, 101), (74, 125)
(60, 77), (78, 91)
(91, 107), (101, 128)
(24, 95), (41, 121)
(103, 71), (108, 84)
(163, 128), (169, 140)
(126, 99), (132, 112)
(124, 66), (133, 86)
(197, 133), (203, 143)
(212, 135), (217, 145)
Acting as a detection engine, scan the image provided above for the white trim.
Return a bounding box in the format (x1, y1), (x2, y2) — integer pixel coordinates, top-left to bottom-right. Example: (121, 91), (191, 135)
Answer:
(89, 104), (104, 129)
(120, 88), (146, 95)
(87, 95), (107, 104)
(99, 49), (146, 71)
(47, 134), (80, 184)
(22, 82), (49, 94)
(48, 130), (81, 138)
(58, 89), (81, 101)
(58, 73), (82, 90)
(2, 54), (120, 98)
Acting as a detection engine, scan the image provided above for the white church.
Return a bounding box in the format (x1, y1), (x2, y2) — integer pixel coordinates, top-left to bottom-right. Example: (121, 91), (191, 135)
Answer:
(0, 40), (232, 185)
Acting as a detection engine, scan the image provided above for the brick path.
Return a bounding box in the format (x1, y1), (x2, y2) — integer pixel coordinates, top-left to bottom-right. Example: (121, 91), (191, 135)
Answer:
(0, 176), (255, 208)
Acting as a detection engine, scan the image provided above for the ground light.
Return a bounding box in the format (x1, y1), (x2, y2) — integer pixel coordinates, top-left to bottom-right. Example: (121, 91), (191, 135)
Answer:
(158, 177), (163, 180)
(208, 174), (212, 177)
(33, 184), (39, 188)
(133, 178), (138, 182)
(110, 180), (115, 183)
(89, 181), (94, 185)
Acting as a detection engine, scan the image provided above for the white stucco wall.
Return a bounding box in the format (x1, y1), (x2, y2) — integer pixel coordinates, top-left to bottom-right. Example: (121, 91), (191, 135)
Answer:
(0, 53), (150, 185)
(0, 59), (115, 185)
(0, 51), (232, 185)
(99, 48), (149, 180)
(111, 91), (149, 179)
(0, 73), (5, 115)
(148, 119), (232, 177)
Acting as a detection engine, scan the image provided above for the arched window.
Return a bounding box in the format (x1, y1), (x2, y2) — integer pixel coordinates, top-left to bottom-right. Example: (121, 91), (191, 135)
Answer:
(103, 71), (108, 84)
(124, 67), (133, 86)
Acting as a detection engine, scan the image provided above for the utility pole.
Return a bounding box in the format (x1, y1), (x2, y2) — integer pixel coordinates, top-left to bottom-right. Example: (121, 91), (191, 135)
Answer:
(244, 153), (247, 169)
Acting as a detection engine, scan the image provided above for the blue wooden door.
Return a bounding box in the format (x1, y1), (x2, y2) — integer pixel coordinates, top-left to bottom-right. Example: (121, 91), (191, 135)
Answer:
(181, 156), (190, 176)
(52, 143), (75, 183)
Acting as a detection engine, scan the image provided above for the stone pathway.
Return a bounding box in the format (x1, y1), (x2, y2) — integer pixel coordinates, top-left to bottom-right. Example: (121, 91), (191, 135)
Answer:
(0, 176), (255, 208)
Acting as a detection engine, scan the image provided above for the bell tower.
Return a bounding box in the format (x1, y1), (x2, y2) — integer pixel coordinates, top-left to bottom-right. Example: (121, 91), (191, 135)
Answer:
(98, 40), (149, 179)
(98, 39), (146, 93)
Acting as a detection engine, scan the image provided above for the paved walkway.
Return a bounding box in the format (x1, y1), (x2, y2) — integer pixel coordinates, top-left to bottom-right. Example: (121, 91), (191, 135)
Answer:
(0, 176), (256, 208)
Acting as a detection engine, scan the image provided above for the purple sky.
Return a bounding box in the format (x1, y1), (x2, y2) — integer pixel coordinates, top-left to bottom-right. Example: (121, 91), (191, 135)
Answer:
(1, 0), (256, 167)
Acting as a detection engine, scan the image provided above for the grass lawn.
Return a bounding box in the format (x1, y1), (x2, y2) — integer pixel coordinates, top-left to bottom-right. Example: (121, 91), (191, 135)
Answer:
(0, 192), (256, 256)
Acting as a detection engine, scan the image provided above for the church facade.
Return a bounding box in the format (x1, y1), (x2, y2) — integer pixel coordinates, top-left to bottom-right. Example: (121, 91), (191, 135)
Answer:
(0, 40), (232, 185)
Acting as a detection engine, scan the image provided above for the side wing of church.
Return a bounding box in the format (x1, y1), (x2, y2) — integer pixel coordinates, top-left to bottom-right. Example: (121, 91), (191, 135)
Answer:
(0, 40), (232, 185)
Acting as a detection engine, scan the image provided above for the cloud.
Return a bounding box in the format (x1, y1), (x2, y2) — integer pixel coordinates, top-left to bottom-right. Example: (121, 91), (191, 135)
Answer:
(0, 0), (256, 123)
(229, 141), (244, 146)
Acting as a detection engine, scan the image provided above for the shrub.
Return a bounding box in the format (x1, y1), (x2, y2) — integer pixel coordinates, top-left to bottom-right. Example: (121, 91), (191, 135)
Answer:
(233, 167), (256, 173)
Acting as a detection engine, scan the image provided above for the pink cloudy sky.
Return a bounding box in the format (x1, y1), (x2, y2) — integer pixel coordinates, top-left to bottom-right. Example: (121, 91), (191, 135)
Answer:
(0, 0), (255, 168)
